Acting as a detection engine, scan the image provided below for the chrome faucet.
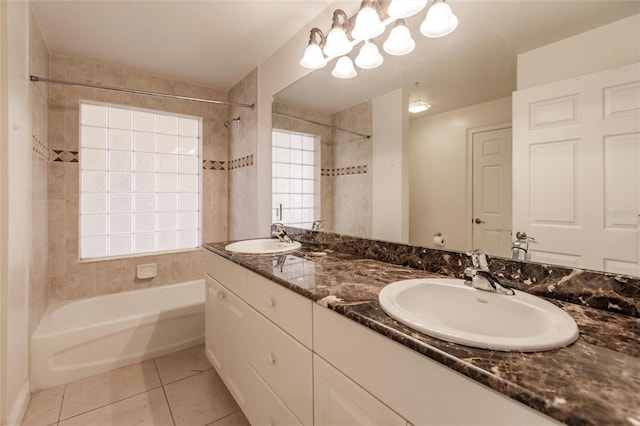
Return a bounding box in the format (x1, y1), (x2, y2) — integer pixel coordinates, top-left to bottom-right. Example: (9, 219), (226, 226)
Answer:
(271, 223), (293, 243)
(311, 220), (324, 231)
(511, 231), (536, 261)
(464, 250), (515, 296)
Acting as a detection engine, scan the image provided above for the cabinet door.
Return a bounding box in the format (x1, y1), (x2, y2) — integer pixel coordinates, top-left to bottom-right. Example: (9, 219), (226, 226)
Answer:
(314, 355), (405, 426)
(205, 274), (224, 372)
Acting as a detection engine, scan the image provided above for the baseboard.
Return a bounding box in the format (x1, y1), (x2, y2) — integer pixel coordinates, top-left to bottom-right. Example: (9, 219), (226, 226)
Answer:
(4, 380), (29, 426)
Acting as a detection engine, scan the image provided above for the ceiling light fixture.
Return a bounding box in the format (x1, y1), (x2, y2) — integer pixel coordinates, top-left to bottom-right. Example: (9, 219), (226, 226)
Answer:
(351, 0), (385, 41)
(383, 19), (415, 56)
(332, 56), (358, 79)
(299, 28), (327, 69)
(300, 0), (459, 78)
(323, 9), (352, 58)
(408, 100), (432, 113)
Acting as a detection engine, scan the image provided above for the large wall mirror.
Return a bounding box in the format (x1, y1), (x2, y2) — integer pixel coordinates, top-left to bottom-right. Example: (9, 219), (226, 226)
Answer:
(272, 0), (640, 277)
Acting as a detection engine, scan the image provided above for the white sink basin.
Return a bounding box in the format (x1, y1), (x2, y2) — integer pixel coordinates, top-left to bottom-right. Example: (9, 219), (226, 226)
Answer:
(379, 278), (579, 352)
(224, 238), (301, 254)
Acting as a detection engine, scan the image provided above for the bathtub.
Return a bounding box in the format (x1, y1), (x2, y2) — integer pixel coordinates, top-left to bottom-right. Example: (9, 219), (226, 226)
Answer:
(31, 279), (205, 390)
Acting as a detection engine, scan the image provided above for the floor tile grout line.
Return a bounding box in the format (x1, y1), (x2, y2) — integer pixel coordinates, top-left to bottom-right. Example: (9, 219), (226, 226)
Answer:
(56, 384), (67, 424)
(154, 358), (177, 426)
(56, 384), (164, 423)
(161, 365), (214, 387)
(204, 409), (243, 426)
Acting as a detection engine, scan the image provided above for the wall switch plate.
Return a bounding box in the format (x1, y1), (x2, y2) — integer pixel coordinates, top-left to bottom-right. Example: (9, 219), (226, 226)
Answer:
(136, 263), (157, 279)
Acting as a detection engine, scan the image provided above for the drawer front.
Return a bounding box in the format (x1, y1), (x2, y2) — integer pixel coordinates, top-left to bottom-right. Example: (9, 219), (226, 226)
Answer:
(247, 307), (313, 425)
(246, 271), (312, 348)
(205, 251), (247, 299)
(245, 365), (303, 426)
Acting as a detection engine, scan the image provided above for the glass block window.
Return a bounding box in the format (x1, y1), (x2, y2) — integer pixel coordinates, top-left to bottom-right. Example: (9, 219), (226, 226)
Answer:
(272, 129), (320, 229)
(79, 102), (202, 259)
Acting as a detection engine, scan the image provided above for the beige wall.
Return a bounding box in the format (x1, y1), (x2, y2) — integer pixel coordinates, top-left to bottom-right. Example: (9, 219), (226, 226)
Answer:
(517, 14), (640, 89)
(228, 67), (259, 240)
(47, 54), (229, 302)
(409, 96), (512, 251)
(29, 8), (49, 339)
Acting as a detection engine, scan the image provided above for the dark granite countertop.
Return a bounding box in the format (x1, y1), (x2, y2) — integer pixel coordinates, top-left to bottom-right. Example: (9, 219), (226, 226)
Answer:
(203, 241), (640, 426)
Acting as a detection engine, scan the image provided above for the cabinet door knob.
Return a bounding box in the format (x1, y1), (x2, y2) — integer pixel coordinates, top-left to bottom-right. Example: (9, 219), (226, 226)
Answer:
(217, 291), (225, 300)
(268, 353), (276, 364)
(267, 297), (276, 308)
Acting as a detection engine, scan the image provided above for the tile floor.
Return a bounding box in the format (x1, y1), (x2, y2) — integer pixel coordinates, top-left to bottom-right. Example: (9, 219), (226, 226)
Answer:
(21, 345), (250, 426)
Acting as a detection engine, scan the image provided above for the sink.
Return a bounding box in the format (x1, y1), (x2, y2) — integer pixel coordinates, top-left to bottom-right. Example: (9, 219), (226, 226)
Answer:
(378, 278), (579, 352)
(224, 238), (301, 254)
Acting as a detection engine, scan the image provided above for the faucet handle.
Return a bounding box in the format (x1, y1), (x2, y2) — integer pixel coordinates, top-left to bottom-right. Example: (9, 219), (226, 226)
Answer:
(468, 249), (490, 270)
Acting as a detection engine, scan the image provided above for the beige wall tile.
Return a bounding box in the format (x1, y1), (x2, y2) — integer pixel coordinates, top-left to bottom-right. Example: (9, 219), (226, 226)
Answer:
(21, 385), (64, 426)
(48, 162), (65, 200)
(164, 369), (238, 426)
(48, 275), (65, 302)
(58, 388), (172, 426)
(60, 360), (161, 420)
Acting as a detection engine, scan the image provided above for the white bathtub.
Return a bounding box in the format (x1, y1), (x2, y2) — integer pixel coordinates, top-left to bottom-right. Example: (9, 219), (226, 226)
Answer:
(31, 279), (205, 390)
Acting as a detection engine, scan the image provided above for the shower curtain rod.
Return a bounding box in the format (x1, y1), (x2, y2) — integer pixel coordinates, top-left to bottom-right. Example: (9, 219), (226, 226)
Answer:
(272, 111), (371, 139)
(30, 75), (255, 109)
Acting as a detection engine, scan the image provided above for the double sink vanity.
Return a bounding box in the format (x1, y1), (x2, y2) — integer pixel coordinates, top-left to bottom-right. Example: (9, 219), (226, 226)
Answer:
(203, 230), (639, 426)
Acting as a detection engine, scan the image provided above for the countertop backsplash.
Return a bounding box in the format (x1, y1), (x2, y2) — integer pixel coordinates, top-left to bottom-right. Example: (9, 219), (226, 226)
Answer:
(282, 226), (640, 318)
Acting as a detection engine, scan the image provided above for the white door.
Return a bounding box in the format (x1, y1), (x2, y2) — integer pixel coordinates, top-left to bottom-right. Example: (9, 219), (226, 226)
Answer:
(472, 128), (513, 257)
(513, 63), (640, 275)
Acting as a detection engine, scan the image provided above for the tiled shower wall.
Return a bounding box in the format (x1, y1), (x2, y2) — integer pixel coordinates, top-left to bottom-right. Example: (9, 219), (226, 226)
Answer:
(30, 9), (50, 334)
(228, 67), (259, 240)
(47, 54), (230, 301)
(271, 100), (372, 236)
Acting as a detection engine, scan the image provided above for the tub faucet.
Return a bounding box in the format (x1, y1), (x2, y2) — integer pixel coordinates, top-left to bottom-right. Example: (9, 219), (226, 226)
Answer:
(464, 250), (515, 296)
(272, 223), (293, 243)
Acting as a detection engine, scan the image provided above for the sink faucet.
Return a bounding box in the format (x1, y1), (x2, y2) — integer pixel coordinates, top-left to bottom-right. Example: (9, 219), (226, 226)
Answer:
(311, 220), (324, 231)
(272, 223), (293, 243)
(464, 250), (515, 296)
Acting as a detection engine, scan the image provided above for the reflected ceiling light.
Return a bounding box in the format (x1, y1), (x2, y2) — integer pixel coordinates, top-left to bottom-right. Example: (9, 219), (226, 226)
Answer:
(408, 100), (431, 113)
(383, 19), (415, 56)
(332, 56), (358, 79)
(355, 40), (384, 69)
(420, 0), (459, 38)
(387, 0), (428, 19)
(300, 28), (327, 69)
(323, 9), (352, 58)
(351, 0), (385, 41)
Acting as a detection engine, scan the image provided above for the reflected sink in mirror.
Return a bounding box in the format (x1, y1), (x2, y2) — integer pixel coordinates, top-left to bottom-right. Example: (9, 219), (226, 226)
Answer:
(225, 238), (301, 254)
(379, 278), (579, 352)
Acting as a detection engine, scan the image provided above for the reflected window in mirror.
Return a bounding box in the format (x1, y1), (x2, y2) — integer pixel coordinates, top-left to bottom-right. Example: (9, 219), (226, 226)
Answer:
(272, 129), (321, 229)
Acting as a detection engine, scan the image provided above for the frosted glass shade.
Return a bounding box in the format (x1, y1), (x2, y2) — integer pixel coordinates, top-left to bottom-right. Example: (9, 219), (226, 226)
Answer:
(383, 21), (415, 56)
(387, 0), (428, 18)
(332, 56), (357, 79)
(323, 27), (353, 57)
(351, 6), (385, 40)
(355, 41), (384, 70)
(300, 43), (327, 69)
(420, 1), (459, 38)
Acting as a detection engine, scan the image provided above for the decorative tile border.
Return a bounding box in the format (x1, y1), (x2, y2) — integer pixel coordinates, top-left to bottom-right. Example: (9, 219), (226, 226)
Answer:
(228, 154), (254, 170)
(32, 135), (50, 161)
(321, 165), (368, 176)
(203, 160), (226, 171)
(51, 149), (78, 163)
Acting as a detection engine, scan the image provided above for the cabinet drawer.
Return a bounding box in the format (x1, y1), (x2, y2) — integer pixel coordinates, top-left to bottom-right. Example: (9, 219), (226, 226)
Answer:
(245, 365), (302, 426)
(205, 251), (247, 299)
(246, 307), (313, 425)
(246, 271), (312, 348)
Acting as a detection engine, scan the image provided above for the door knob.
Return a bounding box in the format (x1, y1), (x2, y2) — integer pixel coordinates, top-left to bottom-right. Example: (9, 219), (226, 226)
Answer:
(474, 218), (485, 224)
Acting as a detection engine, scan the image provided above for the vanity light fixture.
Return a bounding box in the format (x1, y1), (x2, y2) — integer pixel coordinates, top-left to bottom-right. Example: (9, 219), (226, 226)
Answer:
(420, 0), (459, 38)
(355, 40), (384, 69)
(332, 56), (358, 79)
(408, 100), (431, 113)
(383, 19), (415, 56)
(300, 28), (327, 69)
(351, 0), (386, 41)
(387, 0), (428, 19)
(323, 9), (353, 58)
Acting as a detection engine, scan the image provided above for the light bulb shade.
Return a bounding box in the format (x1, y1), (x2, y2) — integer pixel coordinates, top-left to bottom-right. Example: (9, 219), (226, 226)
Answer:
(300, 43), (327, 69)
(351, 5), (385, 40)
(387, 0), (428, 18)
(332, 56), (357, 79)
(408, 101), (431, 113)
(420, 1), (459, 38)
(324, 27), (353, 57)
(355, 40), (384, 69)
(383, 20), (415, 56)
